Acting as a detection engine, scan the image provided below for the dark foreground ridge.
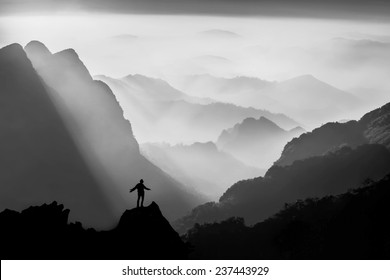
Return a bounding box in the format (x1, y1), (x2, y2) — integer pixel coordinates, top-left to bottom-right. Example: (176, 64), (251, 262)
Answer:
(184, 173), (390, 259)
(0, 202), (188, 260)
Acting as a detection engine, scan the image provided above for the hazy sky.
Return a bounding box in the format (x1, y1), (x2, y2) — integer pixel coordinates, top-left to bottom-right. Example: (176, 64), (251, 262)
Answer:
(0, 0), (389, 113)
(1, 0), (390, 20)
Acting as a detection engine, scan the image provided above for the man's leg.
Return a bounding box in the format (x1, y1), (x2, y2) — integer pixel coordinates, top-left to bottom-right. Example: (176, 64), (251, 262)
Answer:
(137, 195), (140, 208)
(141, 193), (144, 207)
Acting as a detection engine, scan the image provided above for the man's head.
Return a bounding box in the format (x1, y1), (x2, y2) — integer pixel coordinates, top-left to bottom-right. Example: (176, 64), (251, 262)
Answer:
(140, 179), (144, 183)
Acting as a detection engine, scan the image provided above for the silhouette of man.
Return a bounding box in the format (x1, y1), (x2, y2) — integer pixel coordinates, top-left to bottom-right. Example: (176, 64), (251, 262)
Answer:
(130, 179), (151, 208)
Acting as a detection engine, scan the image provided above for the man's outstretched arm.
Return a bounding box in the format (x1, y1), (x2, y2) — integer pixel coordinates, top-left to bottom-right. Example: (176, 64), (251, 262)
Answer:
(145, 186), (151, 190)
(130, 186), (137, 192)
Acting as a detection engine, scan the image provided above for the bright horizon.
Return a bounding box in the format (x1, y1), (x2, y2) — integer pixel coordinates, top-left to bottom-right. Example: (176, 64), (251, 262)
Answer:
(1, 14), (389, 85)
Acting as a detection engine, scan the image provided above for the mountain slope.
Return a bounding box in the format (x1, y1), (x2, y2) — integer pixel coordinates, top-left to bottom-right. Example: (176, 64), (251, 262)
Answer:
(19, 41), (201, 225)
(174, 144), (390, 234)
(276, 102), (390, 166)
(141, 142), (262, 200)
(184, 173), (390, 259)
(267, 75), (361, 127)
(0, 43), (114, 228)
(217, 116), (304, 169)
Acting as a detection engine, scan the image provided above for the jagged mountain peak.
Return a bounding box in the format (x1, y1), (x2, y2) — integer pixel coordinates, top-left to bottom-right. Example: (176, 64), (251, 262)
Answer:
(1, 43), (24, 54)
(24, 43), (93, 82)
(25, 40), (51, 56)
(0, 43), (29, 63)
(237, 116), (285, 133)
(53, 49), (88, 68)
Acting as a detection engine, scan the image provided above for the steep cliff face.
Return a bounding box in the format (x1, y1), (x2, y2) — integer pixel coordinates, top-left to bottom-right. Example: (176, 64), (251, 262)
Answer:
(276, 102), (390, 167)
(0, 43), (114, 228)
(24, 41), (202, 225)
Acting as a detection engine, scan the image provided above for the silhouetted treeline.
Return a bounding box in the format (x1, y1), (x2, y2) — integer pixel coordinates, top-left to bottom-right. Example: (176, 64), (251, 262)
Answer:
(183, 173), (390, 259)
(0, 202), (188, 260)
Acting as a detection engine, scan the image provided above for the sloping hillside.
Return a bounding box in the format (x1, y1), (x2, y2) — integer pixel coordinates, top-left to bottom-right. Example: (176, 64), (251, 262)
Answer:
(276, 102), (390, 166)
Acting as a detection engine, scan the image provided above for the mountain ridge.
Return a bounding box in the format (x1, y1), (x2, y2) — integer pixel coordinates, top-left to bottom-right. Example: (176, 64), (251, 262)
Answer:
(276, 101), (390, 166)
(184, 173), (390, 259)
(23, 41), (202, 225)
(0, 43), (115, 229)
(216, 116), (304, 169)
(0, 201), (187, 259)
(98, 74), (299, 143)
(174, 143), (390, 234)
(176, 73), (362, 128)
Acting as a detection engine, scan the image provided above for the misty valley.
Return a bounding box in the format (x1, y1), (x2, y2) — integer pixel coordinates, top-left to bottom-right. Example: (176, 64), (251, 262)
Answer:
(1, 14), (390, 260)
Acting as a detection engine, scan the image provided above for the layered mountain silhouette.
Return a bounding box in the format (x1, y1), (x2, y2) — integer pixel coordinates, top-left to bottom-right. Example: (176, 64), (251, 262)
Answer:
(0, 201), (187, 259)
(0, 42), (201, 229)
(276, 102), (390, 166)
(97, 74), (298, 143)
(327, 38), (390, 74)
(174, 144), (390, 234)
(184, 173), (390, 259)
(25, 41), (203, 224)
(0, 43), (114, 228)
(217, 116), (304, 169)
(102, 73), (213, 105)
(141, 142), (262, 200)
(177, 74), (272, 99)
(176, 74), (361, 128)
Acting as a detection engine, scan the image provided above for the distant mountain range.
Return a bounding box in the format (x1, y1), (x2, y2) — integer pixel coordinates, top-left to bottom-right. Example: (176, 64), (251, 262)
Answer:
(175, 73), (362, 128)
(1, 37), (388, 260)
(174, 101), (390, 234)
(141, 142), (262, 200)
(217, 116), (304, 169)
(0, 42), (202, 229)
(97, 74), (299, 143)
(276, 102), (390, 166)
(176, 74), (272, 98)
